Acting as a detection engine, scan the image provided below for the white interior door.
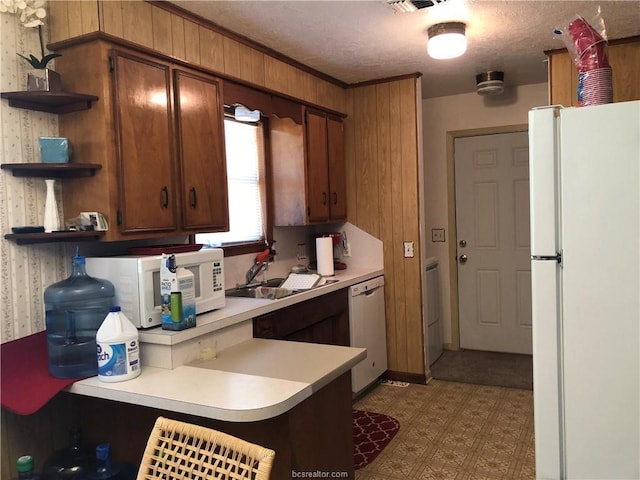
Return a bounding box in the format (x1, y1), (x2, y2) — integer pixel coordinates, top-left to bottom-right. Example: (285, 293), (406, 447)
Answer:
(455, 131), (532, 354)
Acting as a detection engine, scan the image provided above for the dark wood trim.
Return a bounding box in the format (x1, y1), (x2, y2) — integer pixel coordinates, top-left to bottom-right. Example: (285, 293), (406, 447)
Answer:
(49, 32), (347, 118)
(544, 35), (640, 56)
(0, 91), (98, 114)
(382, 370), (428, 385)
(1, 163), (101, 178)
(4, 230), (106, 245)
(347, 72), (422, 90)
(147, 0), (348, 90)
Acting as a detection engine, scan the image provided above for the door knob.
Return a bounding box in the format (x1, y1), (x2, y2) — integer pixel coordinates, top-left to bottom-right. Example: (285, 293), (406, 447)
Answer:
(459, 239), (467, 248)
(459, 254), (468, 264)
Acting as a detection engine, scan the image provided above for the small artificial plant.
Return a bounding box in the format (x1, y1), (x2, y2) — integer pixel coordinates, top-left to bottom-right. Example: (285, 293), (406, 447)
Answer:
(0, 0), (61, 68)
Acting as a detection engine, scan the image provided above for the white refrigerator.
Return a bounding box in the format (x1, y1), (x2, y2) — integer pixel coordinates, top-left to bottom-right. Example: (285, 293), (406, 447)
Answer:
(529, 100), (639, 479)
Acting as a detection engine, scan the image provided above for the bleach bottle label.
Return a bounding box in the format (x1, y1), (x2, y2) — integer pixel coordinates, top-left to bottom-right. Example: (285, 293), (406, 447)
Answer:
(97, 340), (139, 378)
(96, 307), (141, 382)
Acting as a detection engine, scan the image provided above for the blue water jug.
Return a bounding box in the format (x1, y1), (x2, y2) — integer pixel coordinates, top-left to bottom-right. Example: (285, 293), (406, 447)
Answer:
(44, 252), (115, 378)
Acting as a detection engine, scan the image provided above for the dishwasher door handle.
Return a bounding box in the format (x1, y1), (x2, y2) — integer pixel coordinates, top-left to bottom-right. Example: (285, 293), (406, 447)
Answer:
(364, 287), (382, 296)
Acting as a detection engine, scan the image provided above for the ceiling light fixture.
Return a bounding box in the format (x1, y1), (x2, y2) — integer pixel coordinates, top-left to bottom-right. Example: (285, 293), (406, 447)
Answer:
(427, 22), (467, 59)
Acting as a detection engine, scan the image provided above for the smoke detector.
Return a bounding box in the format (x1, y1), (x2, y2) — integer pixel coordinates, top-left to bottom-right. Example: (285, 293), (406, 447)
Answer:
(475, 71), (505, 95)
(386, 0), (448, 13)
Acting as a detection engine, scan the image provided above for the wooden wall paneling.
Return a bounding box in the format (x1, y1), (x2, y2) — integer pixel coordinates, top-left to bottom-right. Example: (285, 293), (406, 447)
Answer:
(100, 0), (124, 38)
(79, 0), (99, 34)
(243, 44), (266, 87)
(48, 1), (69, 44)
(223, 36), (243, 80)
(288, 65), (313, 103)
(170, 14), (186, 60)
(121, 1), (153, 48)
(1, 395), (74, 479)
(398, 78), (422, 374)
(388, 81), (408, 373)
(151, 3), (172, 56)
(374, 83), (398, 370)
(242, 44), (266, 87)
(183, 19), (200, 64)
(264, 56), (289, 96)
(343, 92), (356, 221)
(198, 26), (224, 73)
(610, 42), (640, 102)
(548, 52), (575, 106)
(353, 85), (379, 236)
(224, 40), (266, 87)
(298, 71), (317, 105)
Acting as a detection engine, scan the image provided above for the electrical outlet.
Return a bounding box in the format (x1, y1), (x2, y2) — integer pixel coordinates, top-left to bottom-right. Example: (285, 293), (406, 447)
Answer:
(403, 241), (414, 258)
(343, 242), (351, 257)
(432, 228), (446, 242)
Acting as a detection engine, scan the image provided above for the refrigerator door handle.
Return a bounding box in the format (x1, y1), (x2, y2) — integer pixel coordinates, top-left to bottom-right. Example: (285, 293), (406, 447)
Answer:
(531, 253), (562, 264)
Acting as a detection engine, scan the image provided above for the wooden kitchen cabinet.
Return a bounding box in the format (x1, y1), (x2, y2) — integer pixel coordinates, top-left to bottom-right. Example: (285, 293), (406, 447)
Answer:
(253, 288), (350, 346)
(55, 38), (228, 241)
(547, 36), (640, 107)
(270, 108), (346, 226)
(174, 70), (229, 231)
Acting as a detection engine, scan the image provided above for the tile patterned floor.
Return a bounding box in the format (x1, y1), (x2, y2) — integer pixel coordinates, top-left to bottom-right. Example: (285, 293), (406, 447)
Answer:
(353, 380), (535, 480)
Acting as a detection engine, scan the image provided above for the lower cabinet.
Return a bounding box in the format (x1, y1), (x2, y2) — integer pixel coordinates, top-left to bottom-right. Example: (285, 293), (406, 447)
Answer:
(253, 289), (350, 346)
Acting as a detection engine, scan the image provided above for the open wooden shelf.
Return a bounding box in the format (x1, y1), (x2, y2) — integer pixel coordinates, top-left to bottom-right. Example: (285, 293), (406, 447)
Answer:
(0, 91), (98, 114)
(1, 163), (101, 178)
(4, 230), (105, 245)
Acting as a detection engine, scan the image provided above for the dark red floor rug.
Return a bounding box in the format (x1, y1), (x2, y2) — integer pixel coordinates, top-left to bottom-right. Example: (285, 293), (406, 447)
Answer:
(353, 409), (400, 469)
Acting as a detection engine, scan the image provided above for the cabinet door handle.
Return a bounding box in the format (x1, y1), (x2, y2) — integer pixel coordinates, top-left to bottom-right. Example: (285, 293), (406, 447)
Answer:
(322, 192), (327, 205)
(332, 192), (337, 205)
(161, 186), (169, 208)
(190, 187), (197, 208)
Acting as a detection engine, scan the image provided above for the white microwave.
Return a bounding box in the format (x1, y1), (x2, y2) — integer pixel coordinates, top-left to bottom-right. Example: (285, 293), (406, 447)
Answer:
(86, 249), (225, 329)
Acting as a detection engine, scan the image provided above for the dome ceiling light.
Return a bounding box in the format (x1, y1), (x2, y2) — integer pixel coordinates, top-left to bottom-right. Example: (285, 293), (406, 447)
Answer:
(427, 22), (467, 60)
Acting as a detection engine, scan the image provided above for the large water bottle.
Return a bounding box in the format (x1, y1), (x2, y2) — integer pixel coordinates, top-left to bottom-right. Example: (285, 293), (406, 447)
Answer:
(45, 251), (115, 378)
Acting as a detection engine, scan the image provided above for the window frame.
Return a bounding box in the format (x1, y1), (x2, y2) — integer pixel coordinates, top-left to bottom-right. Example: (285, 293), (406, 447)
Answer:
(190, 115), (273, 257)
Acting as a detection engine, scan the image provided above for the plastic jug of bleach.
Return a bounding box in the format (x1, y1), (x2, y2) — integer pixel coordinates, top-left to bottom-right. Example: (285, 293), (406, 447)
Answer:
(96, 307), (140, 382)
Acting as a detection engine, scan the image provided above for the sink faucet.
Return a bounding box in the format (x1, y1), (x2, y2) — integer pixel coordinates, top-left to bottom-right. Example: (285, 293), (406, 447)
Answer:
(245, 245), (277, 285)
(246, 261), (268, 285)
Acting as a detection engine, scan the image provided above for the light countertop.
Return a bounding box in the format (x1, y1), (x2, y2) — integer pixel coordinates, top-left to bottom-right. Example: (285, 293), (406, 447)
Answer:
(68, 338), (366, 422)
(138, 268), (384, 346)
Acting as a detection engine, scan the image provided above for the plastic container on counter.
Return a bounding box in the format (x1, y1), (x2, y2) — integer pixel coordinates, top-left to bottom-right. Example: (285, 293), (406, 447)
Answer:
(44, 251), (115, 379)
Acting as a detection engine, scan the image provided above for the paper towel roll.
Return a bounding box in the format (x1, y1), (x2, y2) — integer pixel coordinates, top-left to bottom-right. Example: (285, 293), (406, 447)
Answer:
(316, 237), (334, 276)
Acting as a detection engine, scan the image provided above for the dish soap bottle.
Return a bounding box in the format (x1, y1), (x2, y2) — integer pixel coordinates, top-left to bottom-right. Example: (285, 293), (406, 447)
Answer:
(96, 307), (141, 383)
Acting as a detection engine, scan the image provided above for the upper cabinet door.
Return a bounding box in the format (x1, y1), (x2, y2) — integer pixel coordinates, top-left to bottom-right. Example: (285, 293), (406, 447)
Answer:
(112, 50), (177, 233)
(174, 70), (229, 231)
(305, 109), (330, 222)
(327, 115), (346, 221)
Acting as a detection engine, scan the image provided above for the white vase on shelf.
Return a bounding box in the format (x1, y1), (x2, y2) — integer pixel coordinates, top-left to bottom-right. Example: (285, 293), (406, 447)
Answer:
(43, 179), (60, 233)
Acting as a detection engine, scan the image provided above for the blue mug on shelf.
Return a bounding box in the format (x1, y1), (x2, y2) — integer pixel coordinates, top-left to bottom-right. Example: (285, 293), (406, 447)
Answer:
(39, 137), (70, 163)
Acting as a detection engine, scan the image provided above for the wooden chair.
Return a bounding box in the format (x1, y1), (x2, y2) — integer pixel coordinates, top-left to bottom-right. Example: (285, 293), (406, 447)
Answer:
(136, 416), (275, 480)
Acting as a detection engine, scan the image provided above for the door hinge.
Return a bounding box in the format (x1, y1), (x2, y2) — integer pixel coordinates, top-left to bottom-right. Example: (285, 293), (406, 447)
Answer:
(116, 210), (122, 225)
(108, 56), (115, 73)
(307, 206), (311, 217)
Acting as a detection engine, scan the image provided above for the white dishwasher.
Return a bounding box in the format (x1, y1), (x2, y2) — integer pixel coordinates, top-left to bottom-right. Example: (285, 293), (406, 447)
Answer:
(349, 275), (387, 394)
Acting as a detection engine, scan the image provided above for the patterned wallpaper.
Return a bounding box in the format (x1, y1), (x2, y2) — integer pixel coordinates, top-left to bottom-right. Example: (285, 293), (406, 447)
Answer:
(0, 10), (67, 343)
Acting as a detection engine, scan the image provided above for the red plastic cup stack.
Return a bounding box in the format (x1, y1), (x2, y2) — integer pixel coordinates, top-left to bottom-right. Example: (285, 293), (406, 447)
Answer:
(568, 16), (612, 106)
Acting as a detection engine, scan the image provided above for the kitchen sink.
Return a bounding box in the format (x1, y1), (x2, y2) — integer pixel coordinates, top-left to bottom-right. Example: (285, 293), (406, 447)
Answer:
(225, 277), (340, 300)
(225, 278), (292, 300)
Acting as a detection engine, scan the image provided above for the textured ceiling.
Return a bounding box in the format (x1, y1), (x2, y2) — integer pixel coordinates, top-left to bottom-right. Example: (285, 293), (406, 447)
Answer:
(171, 0), (640, 98)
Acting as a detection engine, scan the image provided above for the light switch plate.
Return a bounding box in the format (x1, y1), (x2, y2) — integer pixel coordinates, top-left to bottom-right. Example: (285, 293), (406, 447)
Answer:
(403, 241), (414, 258)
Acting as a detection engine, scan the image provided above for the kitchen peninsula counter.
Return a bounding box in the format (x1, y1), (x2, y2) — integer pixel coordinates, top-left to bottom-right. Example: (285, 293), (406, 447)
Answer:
(67, 340), (363, 478)
(68, 338), (365, 422)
